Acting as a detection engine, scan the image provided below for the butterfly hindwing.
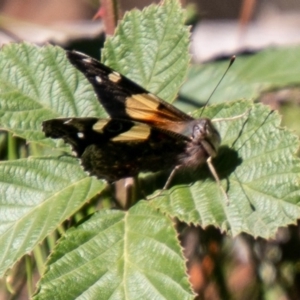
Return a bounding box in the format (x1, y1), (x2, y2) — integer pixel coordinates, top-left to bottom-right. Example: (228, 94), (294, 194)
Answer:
(42, 118), (187, 182)
(66, 51), (193, 129)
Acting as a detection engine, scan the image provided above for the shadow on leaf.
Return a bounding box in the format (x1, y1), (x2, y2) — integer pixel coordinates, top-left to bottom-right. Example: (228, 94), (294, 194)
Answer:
(139, 145), (242, 198)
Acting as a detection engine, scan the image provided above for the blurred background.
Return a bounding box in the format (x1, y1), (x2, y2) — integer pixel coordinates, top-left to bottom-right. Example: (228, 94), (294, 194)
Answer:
(0, 0), (299, 60)
(0, 0), (300, 299)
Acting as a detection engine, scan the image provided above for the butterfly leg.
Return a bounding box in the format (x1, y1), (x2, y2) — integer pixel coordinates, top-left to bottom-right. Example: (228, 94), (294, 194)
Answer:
(147, 165), (181, 200)
(206, 156), (230, 205)
(162, 165), (181, 190)
(148, 160), (229, 205)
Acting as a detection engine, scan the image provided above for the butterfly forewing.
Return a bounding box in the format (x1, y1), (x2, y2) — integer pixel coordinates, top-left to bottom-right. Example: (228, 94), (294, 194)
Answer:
(66, 51), (193, 129)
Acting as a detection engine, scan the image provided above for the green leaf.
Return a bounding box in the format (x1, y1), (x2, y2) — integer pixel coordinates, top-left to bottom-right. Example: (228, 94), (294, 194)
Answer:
(0, 156), (104, 276)
(102, 0), (190, 103)
(0, 43), (104, 147)
(151, 100), (300, 238)
(0, 0), (192, 282)
(180, 46), (300, 105)
(34, 201), (194, 300)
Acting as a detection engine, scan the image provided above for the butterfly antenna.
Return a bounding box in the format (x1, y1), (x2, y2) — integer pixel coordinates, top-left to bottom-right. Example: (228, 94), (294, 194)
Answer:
(200, 55), (236, 117)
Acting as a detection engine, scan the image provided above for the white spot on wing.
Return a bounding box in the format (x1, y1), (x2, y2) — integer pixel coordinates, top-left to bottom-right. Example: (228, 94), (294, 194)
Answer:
(83, 58), (93, 63)
(95, 76), (102, 83)
(64, 119), (73, 124)
(77, 132), (84, 139)
(108, 71), (121, 83)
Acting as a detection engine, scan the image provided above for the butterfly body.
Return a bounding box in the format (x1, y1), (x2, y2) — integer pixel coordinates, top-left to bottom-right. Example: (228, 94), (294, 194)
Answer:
(42, 51), (221, 185)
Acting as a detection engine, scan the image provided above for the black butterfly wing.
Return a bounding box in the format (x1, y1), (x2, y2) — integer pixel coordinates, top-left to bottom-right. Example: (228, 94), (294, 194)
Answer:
(43, 118), (188, 182)
(66, 51), (193, 129)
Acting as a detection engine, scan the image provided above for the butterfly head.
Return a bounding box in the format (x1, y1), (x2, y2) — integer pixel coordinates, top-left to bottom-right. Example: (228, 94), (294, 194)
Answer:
(192, 118), (221, 157)
(178, 118), (221, 168)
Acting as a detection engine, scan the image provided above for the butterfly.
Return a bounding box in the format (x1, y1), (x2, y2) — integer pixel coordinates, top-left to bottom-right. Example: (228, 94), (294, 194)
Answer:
(42, 51), (223, 198)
